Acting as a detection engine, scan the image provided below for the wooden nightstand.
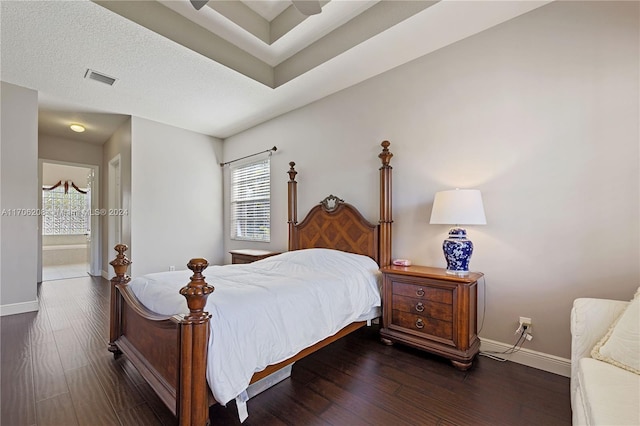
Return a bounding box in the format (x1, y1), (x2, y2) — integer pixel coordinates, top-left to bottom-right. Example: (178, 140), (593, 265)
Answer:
(379, 265), (483, 370)
(229, 249), (280, 264)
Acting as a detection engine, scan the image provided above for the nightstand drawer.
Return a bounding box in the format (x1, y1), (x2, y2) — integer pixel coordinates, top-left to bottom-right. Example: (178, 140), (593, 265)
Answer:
(392, 281), (452, 304)
(391, 294), (452, 322)
(230, 249), (280, 264)
(231, 254), (258, 264)
(391, 310), (452, 340)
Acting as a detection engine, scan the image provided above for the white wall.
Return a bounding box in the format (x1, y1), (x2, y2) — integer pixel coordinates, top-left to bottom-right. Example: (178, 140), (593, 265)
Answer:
(223, 1), (639, 360)
(130, 117), (224, 276)
(39, 134), (103, 167)
(0, 82), (39, 315)
(42, 163), (91, 186)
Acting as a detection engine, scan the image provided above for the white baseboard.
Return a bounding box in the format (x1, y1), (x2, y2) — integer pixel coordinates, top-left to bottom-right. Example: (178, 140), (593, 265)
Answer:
(480, 337), (571, 377)
(101, 270), (109, 279)
(0, 299), (40, 316)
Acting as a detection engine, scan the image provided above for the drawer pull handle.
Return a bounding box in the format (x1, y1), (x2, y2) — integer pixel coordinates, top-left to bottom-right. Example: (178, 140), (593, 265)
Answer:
(415, 318), (424, 329)
(415, 302), (424, 312)
(416, 288), (425, 297)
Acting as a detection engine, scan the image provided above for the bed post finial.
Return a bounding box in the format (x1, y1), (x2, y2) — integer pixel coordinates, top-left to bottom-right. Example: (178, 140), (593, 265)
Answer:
(180, 258), (214, 320)
(288, 161), (298, 250)
(288, 161), (297, 181)
(178, 259), (214, 426)
(379, 140), (393, 166)
(379, 141), (393, 267)
(110, 244), (131, 284)
(109, 244), (132, 356)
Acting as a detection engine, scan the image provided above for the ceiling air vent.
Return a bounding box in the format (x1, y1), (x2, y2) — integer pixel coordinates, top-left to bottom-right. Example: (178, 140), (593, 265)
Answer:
(84, 69), (117, 86)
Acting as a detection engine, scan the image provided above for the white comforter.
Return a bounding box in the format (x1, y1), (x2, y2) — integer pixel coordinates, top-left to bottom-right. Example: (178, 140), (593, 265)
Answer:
(127, 248), (381, 405)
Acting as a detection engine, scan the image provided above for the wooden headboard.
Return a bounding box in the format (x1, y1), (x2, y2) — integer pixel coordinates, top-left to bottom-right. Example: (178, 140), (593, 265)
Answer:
(287, 141), (393, 266)
(291, 195), (379, 263)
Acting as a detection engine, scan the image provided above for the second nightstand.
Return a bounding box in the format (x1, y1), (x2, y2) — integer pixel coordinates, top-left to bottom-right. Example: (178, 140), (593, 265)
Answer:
(379, 265), (483, 370)
(229, 249), (281, 264)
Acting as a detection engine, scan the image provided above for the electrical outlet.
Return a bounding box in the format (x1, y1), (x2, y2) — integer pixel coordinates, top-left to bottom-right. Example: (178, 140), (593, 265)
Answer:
(519, 316), (532, 328)
(169, 266), (175, 271)
(515, 317), (533, 340)
(515, 316), (533, 334)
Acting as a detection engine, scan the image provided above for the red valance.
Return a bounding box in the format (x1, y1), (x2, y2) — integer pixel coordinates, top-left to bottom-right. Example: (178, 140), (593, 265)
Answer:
(42, 180), (88, 194)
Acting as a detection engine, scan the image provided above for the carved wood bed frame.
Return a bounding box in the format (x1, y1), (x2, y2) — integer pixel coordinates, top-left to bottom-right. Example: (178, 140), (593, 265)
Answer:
(108, 141), (393, 425)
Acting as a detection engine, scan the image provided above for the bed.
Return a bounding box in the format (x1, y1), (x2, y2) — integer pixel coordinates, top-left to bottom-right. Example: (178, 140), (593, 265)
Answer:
(108, 141), (394, 425)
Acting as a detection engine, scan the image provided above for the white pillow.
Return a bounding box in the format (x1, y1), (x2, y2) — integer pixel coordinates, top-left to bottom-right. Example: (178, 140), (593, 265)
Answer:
(591, 287), (640, 374)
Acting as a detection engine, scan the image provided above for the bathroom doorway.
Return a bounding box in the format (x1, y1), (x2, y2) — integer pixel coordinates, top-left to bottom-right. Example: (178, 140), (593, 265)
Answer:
(40, 161), (100, 281)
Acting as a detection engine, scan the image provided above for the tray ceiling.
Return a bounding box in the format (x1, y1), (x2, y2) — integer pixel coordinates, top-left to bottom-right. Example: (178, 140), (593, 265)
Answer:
(96, 0), (437, 88)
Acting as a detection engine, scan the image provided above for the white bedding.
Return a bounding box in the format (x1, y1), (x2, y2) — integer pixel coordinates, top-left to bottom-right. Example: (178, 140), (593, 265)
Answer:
(127, 248), (381, 405)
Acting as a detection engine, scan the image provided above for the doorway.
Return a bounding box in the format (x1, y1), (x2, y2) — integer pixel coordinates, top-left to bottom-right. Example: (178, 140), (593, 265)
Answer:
(39, 160), (100, 281)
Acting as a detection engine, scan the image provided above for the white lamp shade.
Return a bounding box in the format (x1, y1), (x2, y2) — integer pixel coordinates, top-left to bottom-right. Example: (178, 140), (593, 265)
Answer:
(429, 189), (486, 225)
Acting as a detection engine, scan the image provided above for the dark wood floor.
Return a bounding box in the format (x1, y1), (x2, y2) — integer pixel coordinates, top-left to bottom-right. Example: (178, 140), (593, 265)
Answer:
(1, 276), (571, 426)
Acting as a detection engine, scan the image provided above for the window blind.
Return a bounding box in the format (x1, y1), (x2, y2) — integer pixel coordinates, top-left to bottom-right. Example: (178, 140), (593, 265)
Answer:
(230, 158), (270, 242)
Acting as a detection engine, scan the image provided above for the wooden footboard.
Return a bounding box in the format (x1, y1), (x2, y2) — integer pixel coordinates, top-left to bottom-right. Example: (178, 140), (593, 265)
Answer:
(109, 244), (213, 426)
(108, 246), (370, 425)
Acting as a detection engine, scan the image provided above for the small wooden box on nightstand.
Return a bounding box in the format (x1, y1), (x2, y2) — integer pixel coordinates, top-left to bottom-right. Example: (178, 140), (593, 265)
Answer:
(379, 265), (483, 370)
(229, 249), (280, 264)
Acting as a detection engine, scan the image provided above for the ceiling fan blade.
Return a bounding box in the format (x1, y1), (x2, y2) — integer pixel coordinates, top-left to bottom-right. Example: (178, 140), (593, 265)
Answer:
(190, 0), (209, 10)
(291, 0), (322, 16)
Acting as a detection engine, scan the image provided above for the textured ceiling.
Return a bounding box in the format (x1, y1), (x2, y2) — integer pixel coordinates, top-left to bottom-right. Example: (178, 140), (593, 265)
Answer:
(0, 0), (551, 142)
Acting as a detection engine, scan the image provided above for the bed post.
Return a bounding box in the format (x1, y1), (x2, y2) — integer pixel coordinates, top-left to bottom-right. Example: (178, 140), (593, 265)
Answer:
(378, 141), (393, 267)
(178, 258), (214, 426)
(287, 161), (298, 251)
(108, 244), (131, 355)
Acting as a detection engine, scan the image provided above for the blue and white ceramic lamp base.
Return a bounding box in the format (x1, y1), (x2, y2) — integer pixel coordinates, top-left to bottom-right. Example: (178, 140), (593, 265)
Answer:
(443, 227), (474, 276)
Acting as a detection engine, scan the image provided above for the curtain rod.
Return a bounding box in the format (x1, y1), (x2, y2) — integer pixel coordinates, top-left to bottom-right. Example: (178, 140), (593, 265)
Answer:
(219, 146), (277, 167)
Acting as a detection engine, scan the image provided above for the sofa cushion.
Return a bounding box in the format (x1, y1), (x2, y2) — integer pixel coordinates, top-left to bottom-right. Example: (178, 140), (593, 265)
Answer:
(577, 358), (640, 425)
(591, 288), (640, 374)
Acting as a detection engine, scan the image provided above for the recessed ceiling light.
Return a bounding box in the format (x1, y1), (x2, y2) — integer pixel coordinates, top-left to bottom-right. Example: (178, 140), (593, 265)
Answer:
(70, 124), (86, 133)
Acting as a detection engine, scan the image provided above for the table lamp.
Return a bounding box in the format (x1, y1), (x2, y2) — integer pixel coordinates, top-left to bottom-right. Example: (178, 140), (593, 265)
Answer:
(429, 189), (486, 275)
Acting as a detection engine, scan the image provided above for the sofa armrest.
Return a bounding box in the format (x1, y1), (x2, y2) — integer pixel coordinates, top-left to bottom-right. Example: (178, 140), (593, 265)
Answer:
(570, 297), (629, 406)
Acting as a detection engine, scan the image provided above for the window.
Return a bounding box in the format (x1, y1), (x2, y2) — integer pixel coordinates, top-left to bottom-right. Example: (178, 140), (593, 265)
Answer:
(42, 186), (90, 235)
(230, 158), (270, 242)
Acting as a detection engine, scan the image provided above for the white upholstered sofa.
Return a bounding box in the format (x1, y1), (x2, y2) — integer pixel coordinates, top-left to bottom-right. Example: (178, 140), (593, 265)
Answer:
(570, 293), (639, 425)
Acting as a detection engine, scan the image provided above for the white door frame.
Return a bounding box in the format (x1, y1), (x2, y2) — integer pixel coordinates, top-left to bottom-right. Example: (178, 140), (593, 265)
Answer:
(38, 159), (101, 278)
